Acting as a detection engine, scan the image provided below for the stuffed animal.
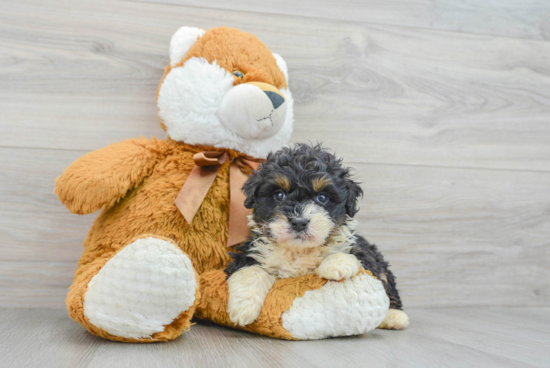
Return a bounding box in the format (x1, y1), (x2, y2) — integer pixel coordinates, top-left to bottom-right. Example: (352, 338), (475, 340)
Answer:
(55, 26), (390, 342)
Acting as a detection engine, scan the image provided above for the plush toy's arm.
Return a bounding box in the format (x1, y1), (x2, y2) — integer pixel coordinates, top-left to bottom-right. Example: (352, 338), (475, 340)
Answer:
(55, 138), (159, 215)
(196, 269), (389, 340)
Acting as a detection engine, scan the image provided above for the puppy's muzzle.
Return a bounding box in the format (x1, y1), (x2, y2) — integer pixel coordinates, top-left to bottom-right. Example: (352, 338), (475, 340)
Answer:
(217, 81), (287, 140)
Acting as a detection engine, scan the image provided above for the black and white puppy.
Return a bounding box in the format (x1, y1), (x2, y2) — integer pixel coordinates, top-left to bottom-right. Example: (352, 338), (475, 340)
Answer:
(225, 143), (409, 329)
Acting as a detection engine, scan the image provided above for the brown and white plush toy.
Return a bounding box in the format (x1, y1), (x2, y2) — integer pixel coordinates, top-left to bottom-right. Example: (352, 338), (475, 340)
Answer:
(55, 26), (389, 342)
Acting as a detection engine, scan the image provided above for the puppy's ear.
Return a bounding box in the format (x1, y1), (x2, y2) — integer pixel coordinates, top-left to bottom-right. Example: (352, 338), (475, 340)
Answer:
(242, 172), (262, 209)
(344, 176), (363, 217)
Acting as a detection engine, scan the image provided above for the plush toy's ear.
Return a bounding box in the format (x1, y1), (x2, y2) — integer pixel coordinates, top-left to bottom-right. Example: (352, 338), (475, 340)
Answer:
(170, 26), (206, 66)
(272, 53), (289, 83)
(344, 176), (363, 218)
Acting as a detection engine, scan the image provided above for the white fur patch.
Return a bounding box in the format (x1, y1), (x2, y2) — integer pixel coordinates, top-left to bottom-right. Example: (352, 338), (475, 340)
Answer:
(268, 202), (334, 248)
(248, 215), (357, 279)
(316, 253), (361, 281)
(157, 58), (294, 159)
(378, 309), (410, 330)
(227, 265), (276, 326)
(83, 237), (197, 339)
(169, 26), (205, 66)
(282, 272), (389, 340)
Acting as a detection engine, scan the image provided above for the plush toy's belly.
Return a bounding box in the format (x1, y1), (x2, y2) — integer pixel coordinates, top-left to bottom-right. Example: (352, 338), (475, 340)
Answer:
(80, 160), (233, 274)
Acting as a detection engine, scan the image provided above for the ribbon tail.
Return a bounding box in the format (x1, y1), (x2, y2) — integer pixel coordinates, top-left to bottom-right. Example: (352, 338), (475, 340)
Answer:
(227, 163), (253, 247)
(241, 158), (262, 171)
(175, 164), (221, 224)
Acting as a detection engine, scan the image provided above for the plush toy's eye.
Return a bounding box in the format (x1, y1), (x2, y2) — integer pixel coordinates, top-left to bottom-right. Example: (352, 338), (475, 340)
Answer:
(316, 193), (329, 205)
(233, 71), (244, 79)
(274, 191), (286, 201)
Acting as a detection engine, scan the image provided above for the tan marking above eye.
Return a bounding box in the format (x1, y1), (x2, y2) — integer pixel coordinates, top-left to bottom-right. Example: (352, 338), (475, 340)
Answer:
(312, 177), (331, 192)
(274, 175), (290, 191)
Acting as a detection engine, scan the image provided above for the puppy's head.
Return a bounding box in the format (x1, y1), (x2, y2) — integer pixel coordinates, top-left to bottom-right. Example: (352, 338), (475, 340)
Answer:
(243, 143), (363, 247)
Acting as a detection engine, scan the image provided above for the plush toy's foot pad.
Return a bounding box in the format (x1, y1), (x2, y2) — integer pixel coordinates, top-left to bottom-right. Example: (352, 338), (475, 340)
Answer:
(282, 272), (389, 339)
(195, 269), (389, 340)
(378, 309), (410, 330)
(83, 237), (198, 339)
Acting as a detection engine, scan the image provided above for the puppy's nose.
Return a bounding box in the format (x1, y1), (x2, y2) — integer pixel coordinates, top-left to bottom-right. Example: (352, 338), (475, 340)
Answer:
(264, 91), (285, 109)
(290, 217), (309, 232)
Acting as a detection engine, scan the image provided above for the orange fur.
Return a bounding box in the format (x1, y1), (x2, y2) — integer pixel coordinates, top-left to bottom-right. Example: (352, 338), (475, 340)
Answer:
(57, 139), (246, 275)
(156, 26), (287, 117)
(179, 27), (287, 89)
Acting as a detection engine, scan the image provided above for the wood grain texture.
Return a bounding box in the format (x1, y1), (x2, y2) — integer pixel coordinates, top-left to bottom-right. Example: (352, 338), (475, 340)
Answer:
(131, 0), (550, 41)
(1, 307), (549, 368)
(0, 147), (97, 263)
(1, 146), (549, 308)
(0, 262), (76, 308)
(1, 0), (550, 171)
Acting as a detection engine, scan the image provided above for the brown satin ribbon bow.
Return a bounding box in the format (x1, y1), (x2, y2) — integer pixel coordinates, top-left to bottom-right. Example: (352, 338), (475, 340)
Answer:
(174, 151), (262, 247)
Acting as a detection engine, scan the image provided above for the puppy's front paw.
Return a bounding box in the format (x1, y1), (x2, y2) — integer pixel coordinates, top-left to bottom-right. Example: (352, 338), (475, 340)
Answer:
(316, 253), (361, 281)
(227, 265), (276, 326)
(228, 298), (264, 326)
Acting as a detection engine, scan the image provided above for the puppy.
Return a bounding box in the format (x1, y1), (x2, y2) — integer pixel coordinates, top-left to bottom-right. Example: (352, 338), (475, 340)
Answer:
(225, 143), (409, 330)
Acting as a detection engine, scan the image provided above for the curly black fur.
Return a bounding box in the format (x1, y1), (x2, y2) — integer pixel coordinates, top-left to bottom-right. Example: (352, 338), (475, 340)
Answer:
(351, 235), (403, 310)
(225, 143), (404, 310)
(224, 239), (260, 276)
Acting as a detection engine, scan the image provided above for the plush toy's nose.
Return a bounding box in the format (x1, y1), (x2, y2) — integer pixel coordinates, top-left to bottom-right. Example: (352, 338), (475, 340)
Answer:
(264, 91), (285, 109)
(246, 81), (285, 107)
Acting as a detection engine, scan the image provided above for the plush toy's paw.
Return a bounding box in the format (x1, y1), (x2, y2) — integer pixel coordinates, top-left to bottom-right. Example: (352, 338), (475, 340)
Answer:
(83, 237), (198, 340)
(227, 266), (276, 326)
(316, 253), (361, 281)
(281, 271), (389, 339)
(378, 309), (410, 330)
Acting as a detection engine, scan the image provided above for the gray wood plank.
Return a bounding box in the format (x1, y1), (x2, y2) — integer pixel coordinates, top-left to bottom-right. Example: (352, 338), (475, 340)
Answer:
(1, 147), (549, 308)
(0, 262), (75, 308)
(357, 162), (550, 309)
(1, 0), (550, 171)
(131, 0), (550, 41)
(0, 147), (96, 263)
(0, 308), (101, 368)
(411, 308), (550, 367)
(1, 307), (549, 368)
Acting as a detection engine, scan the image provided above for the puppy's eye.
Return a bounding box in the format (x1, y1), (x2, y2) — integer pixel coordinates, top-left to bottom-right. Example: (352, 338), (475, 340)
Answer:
(233, 71), (244, 79)
(316, 193), (329, 205)
(274, 191), (286, 201)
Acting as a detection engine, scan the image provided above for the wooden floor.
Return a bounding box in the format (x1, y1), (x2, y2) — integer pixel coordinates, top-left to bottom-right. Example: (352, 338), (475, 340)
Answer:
(1, 307), (549, 368)
(1, 0), (549, 366)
